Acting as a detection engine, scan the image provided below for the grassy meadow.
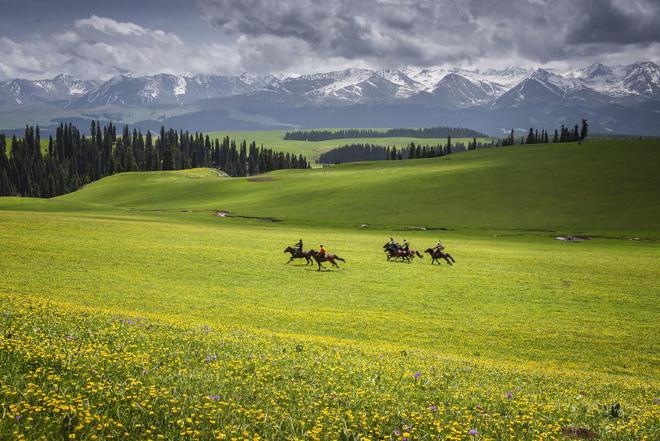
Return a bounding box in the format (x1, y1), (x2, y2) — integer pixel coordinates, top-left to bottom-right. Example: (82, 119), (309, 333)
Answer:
(0, 139), (658, 440)
(206, 130), (492, 162)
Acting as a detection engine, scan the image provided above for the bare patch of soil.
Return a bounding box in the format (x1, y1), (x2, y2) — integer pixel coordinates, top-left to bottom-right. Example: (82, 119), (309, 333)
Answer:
(561, 427), (598, 439)
(555, 236), (592, 242)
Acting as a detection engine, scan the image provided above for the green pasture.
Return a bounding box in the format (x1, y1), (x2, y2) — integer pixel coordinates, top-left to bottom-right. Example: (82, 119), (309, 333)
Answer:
(206, 129), (492, 162)
(50, 139), (660, 237)
(0, 139), (658, 440)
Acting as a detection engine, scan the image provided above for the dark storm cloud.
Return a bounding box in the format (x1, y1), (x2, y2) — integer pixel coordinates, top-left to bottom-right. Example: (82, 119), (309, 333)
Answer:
(567, 0), (660, 45)
(1, 0), (659, 78)
(199, 0), (660, 69)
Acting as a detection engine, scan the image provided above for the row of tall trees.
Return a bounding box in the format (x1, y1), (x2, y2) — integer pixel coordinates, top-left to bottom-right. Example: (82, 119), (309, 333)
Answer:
(0, 122), (309, 197)
(285, 126), (486, 141)
(501, 120), (588, 146)
(318, 136), (497, 164)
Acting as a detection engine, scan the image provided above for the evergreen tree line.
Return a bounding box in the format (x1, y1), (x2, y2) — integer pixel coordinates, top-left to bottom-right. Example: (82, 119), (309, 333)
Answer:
(0, 122), (310, 197)
(501, 119), (588, 147)
(284, 126), (486, 141)
(317, 137), (496, 164)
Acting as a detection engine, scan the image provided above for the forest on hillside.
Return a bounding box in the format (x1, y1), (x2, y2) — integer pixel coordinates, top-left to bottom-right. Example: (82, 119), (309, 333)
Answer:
(284, 126), (486, 141)
(0, 123), (309, 198)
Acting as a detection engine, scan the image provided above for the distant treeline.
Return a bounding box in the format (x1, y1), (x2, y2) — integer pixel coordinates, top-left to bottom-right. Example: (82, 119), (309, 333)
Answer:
(0, 122), (309, 198)
(284, 126), (486, 141)
(318, 137), (496, 164)
(502, 120), (588, 146)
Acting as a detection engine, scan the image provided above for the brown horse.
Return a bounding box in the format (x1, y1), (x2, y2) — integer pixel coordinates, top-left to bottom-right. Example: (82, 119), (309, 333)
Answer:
(309, 249), (346, 271)
(284, 246), (313, 265)
(383, 242), (423, 263)
(424, 248), (456, 266)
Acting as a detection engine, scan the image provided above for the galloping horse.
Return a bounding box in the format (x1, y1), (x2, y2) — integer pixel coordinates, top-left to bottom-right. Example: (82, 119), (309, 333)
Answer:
(424, 248), (456, 266)
(309, 249), (346, 271)
(284, 246), (313, 265)
(383, 242), (422, 263)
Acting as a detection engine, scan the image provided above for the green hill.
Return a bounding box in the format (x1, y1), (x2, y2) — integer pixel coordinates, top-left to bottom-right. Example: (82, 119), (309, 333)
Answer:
(207, 129), (491, 162)
(43, 139), (660, 236)
(1, 138), (658, 440)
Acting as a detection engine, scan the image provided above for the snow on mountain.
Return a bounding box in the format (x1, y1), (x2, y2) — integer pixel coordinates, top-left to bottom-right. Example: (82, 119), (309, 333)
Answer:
(0, 75), (97, 107)
(404, 67), (451, 92)
(428, 73), (503, 107)
(1, 62), (658, 111)
(622, 61), (660, 97)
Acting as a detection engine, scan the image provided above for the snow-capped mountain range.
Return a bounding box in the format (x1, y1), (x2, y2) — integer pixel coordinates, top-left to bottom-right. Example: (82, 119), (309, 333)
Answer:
(1, 62), (659, 136)
(1, 61), (658, 109)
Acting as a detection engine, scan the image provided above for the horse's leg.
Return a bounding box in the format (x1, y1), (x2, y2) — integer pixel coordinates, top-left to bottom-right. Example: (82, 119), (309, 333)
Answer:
(286, 256), (294, 264)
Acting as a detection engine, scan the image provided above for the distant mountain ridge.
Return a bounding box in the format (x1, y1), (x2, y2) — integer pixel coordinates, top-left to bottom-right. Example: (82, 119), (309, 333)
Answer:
(2, 62), (659, 109)
(0, 62), (659, 135)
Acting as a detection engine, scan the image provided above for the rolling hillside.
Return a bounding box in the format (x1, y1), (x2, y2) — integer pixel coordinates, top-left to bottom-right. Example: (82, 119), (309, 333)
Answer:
(37, 139), (660, 236)
(1, 137), (658, 440)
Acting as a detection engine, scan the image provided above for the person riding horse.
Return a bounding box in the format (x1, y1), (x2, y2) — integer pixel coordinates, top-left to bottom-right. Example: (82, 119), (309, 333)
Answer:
(310, 245), (345, 271)
(294, 239), (303, 253)
(401, 239), (410, 252)
(424, 240), (456, 266)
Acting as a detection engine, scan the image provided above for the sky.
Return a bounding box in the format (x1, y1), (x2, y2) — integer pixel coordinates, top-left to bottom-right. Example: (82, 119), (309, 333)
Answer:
(0, 0), (659, 79)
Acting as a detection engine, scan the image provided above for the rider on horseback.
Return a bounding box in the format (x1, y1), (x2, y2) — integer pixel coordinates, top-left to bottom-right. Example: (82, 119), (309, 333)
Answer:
(432, 240), (445, 253)
(319, 244), (326, 256)
(402, 239), (410, 252)
(294, 239), (303, 253)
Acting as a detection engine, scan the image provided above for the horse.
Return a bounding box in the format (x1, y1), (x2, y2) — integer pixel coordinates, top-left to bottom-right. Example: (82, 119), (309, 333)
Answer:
(383, 242), (422, 263)
(383, 242), (400, 261)
(309, 249), (346, 271)
(397, 248), (423, 263)
(424, 248), (456, 266)
(283, 246), (313, 265)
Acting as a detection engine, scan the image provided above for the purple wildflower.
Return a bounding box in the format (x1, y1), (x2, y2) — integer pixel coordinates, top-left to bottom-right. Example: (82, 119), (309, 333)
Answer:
(393, 430), (401, 436)
(429, 405), (438, 411)
(413, 371), (421, 379)
(469, 428), (478, 436)
(506, 391), (513, 399)
(208, 395), (221, 401)
(205, 354), (217, 363)
(476, 404), (483, 410)
(15, 414), (21, 420)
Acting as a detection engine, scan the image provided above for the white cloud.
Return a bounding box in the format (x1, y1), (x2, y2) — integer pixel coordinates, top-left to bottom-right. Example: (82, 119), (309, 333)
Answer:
(0, 16), (241, 80)
(1, 1), (659, 81)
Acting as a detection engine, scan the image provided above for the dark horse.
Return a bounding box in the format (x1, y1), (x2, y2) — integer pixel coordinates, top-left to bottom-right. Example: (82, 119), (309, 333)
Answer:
(309, 249), (346, 271)
(383, 242), (422, 263)
(284, 246), (313, 265)
(424, 248), (456, 266)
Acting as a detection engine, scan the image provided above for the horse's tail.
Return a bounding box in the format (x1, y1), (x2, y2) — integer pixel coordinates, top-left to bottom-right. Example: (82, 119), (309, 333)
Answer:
(334, 255), (346, 262)
(416, 251), (423, 258)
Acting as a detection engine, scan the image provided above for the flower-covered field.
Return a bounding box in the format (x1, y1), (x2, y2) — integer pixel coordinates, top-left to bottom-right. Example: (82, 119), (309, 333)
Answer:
(1, 295), (657, 441)
(1, 139), (659, 439)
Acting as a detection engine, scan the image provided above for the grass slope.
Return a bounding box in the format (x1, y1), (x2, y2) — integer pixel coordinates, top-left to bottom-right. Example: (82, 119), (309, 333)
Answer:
(207, 130), (492, 162)
(49, 139), (660, 236)
(1, 138), (659, 440)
